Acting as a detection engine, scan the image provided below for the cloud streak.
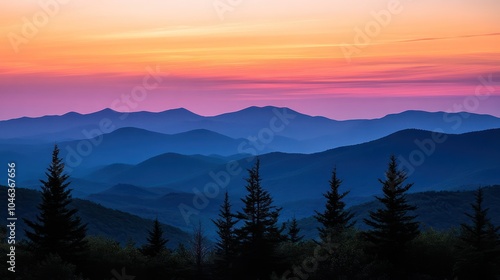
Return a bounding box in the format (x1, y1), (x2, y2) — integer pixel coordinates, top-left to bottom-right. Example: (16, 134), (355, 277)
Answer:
(396, 32), (500, 43)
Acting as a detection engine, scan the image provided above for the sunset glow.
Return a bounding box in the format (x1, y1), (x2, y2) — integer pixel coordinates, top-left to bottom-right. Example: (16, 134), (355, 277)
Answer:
(1, 0), (499, 120)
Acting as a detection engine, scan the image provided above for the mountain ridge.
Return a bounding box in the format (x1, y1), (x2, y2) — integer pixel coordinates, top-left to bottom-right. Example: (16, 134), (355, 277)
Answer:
(2, 107), (499, 150)
(76, 128), (500, 230)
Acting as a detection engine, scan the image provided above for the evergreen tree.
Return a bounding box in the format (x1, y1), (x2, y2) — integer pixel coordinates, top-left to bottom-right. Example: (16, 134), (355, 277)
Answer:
(456, 188), (500, 279)
(212, 192), (238, 279)
(460, 188), (500, 250)
(141, 218), (169, 257)
(24, 145), (88, 262)
(363, 155), (420, 270)
(235, 159), (284, 280)
(314, 168), (355, 241)
(287, 216), (304, 243)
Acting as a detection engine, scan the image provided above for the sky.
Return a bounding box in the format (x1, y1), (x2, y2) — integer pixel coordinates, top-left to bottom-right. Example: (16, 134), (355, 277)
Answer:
(0, 0), (499, 120)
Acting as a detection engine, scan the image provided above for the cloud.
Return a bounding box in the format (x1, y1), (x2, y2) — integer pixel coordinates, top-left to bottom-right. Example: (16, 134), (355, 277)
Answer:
(396, 32), (500, 43)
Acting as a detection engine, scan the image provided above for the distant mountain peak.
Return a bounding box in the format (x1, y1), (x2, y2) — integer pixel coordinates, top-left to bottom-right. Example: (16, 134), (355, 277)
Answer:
(157, 107), (201, 116)
(62, 111), (83, 117)
(98, 108), (117, 113)
(240, 105), (299, 113)
(212, 105), (308, 121)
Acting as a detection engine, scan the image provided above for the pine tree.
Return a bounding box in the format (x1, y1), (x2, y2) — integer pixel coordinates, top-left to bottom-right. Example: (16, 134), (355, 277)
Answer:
(141, 218), (169, 257)
(287, 216), (304, 243)
(24, 145), (88, 262)
(363, 155), (420, 266)
(456, 188), (500, 279)
(314, 168), (355, 241)
(212, 192), (238, 279)
(460, 188), (500, 250)
(235, 159), (284, 280)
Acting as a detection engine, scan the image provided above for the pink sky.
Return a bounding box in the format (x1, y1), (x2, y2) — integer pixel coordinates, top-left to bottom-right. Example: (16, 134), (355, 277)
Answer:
(0, 0), (499, 120)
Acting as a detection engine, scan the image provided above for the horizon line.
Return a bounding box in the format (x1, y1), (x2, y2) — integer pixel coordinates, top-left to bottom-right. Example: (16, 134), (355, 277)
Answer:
(1, 105), (498, 122)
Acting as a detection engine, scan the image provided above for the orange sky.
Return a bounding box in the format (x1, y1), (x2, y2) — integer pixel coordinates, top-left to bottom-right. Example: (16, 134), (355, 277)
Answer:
(0, 0), (499, 120)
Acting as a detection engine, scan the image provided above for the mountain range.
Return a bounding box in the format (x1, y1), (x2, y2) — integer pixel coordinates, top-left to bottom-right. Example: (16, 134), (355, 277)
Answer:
(81, 128), (500, 232)
(1, 106), (500, 185)
(2, 106), (500, 152)
(1, 106), (499, 237)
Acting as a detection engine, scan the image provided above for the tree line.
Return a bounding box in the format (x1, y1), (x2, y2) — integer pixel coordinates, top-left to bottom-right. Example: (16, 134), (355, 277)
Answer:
(1, 146), (499, 279)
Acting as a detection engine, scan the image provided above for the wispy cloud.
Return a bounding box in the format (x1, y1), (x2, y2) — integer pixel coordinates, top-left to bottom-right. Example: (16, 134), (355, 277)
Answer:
(396, 32), (500, 43)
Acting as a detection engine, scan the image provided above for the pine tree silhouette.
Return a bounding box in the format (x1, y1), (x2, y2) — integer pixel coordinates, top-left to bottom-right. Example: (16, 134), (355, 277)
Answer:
(315, 168), (354, 241)
(460, 188), (499, 250)
(235, 159), (284, 280)
(287, 216), (304, 243)
(456, 188), (500, 279)
(141, 217), (169, 257)
(24, 145), (87, 262)
(363, 155), (419, 274)
(212, 192), (239, 279)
